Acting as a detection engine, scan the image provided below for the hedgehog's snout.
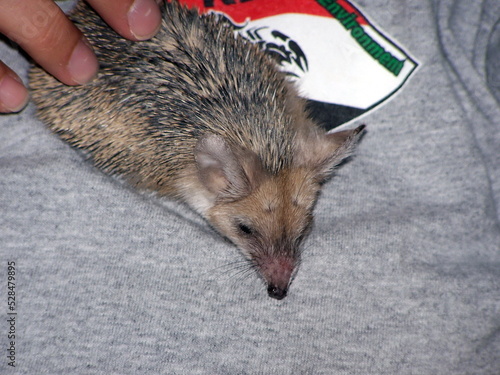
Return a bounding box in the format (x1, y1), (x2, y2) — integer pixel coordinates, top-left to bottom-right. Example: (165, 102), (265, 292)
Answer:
(267, 284), (288, 300)
(260, 255), (295, 300)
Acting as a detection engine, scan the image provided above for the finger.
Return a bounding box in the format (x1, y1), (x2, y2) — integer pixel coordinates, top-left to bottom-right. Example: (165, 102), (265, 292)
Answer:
(0, 62), (30, 113)
(0, 0), (98, 86)
(87, 0), (162, 41)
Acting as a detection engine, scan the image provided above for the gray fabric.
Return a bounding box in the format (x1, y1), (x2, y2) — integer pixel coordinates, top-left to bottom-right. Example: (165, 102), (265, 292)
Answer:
(1, 0), (499, 373)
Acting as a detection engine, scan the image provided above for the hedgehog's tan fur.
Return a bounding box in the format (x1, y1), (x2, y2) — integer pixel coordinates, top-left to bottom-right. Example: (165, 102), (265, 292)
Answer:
(30, 1), (299, 190)
(29, 0), (365, 299)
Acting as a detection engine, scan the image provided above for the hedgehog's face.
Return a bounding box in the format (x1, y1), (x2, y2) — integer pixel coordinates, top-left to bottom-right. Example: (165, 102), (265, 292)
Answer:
(206, 168), (319, 299)
(192, 126), (364, 299)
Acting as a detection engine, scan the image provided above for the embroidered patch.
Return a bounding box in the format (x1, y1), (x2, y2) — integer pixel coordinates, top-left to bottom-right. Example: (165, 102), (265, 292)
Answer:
(179, 0), (418, 130)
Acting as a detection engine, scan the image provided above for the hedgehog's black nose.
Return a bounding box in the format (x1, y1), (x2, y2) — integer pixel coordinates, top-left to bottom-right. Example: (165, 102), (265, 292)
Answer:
(267, 284), (287, 300)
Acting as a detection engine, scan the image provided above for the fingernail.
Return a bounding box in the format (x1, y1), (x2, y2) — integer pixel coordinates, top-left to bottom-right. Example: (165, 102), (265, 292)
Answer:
(0, 74), (29, 113)
(67, 38), (99, 85)
(128, 0), (162, 41)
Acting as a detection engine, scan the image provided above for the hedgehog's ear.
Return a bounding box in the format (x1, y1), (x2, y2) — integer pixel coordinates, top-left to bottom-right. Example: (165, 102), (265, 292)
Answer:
(195, 134), (265, 199)
(294, 125), (365, 182)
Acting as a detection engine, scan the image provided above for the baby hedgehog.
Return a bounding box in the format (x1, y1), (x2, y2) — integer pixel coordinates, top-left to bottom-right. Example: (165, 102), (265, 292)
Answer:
(29, 0), (365, 300)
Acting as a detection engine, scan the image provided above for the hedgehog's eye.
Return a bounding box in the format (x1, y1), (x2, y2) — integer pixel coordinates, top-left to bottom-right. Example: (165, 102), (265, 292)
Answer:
(237, 223), (254, 236)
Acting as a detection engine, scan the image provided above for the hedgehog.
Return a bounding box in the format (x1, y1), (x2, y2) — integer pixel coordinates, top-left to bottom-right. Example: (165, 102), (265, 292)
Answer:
(29, 0), (365, 300)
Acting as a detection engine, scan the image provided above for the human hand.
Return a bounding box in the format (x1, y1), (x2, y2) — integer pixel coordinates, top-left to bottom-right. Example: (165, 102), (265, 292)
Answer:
(0, 0), (162, 113)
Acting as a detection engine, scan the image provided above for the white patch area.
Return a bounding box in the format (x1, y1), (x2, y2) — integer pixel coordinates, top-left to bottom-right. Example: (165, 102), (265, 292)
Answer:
(237, 14), (418, 109)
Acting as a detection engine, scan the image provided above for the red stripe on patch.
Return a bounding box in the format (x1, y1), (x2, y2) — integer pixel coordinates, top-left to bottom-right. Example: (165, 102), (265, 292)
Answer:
(177, 0), (366, 24)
